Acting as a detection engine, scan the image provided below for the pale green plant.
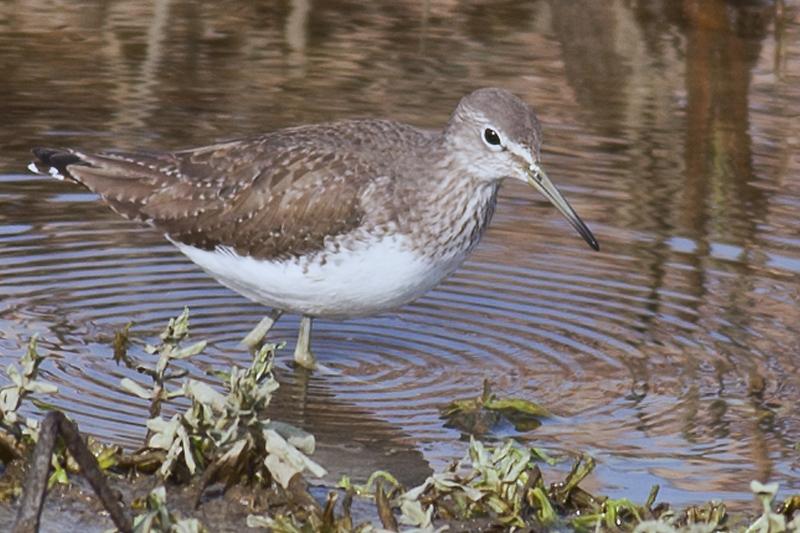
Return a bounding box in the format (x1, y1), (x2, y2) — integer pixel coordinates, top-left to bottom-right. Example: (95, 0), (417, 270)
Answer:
(121, 309), (325, 489)
(0, 335), (58, 443)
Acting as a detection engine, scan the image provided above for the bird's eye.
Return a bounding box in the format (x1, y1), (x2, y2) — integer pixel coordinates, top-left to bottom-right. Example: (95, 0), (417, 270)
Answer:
(483, 128), (502, 146)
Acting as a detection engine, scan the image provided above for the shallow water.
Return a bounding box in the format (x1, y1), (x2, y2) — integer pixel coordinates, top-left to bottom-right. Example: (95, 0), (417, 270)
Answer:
(2, 0), (800, 517)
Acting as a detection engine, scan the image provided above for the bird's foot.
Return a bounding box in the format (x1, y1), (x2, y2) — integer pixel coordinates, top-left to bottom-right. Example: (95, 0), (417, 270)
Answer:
(293, 344), (318, 370)
(292, 315), (319, 370)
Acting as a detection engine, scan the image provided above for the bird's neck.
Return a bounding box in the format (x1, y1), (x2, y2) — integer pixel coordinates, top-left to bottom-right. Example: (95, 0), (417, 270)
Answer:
(405, 161), (502, 262)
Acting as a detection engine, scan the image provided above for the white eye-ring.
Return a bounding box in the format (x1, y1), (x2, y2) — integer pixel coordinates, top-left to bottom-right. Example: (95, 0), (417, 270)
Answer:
(482, 127), (504, 150)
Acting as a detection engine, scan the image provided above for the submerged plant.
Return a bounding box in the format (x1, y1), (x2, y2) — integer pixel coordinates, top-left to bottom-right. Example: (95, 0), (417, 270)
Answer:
(120, 309), (325, 496)
(119, 308), (207, 420)
(394, 438), (568, 530)
(0, 335), (58, 446)
(440, 379), (552, 436)
(7, 311), (800, 533)
(0, 336), (80, 493)
(130, 486), (206, 533)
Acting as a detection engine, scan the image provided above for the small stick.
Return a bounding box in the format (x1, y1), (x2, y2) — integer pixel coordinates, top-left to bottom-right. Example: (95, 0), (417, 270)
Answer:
(12, 411), (133, 533)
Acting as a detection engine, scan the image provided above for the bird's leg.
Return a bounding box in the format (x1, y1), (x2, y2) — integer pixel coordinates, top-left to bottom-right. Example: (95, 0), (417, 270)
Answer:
(293, 315), (317, 369)
(241, 308), (284, 348)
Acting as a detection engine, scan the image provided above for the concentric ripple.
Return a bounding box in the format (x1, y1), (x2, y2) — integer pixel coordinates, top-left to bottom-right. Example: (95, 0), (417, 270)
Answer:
(3, 171), (800, 505)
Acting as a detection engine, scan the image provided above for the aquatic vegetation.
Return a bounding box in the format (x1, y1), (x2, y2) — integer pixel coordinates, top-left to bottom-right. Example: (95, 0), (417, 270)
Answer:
(439, 379), (553, 436)
(0, 335), (58, 446)
(2, 310), (800, 532)
(265, 439), (800, 533)
(119, 308), (326, 493)
(131, 486), (206, 533)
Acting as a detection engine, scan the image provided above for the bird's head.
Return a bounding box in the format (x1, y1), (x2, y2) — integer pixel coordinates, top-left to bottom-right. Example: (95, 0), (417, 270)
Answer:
(444, 88), (599, 251)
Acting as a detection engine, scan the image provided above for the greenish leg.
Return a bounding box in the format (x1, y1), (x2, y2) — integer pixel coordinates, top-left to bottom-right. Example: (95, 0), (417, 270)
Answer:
(241, 308), (284, 347)
(293, 315), (317, 369)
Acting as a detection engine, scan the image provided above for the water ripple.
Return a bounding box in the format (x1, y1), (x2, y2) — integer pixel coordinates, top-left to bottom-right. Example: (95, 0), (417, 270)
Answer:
(3, 172), (800, 503)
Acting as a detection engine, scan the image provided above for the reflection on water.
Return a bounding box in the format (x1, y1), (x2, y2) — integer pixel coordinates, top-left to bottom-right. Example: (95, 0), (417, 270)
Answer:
(2, 0), (800, 514)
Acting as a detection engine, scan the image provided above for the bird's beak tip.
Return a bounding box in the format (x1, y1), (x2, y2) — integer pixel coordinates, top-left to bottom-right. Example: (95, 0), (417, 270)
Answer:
(525, 164), (599, 252)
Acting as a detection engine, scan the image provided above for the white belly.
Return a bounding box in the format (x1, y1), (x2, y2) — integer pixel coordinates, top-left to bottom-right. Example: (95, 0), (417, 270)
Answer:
(172, 235), (464, 319)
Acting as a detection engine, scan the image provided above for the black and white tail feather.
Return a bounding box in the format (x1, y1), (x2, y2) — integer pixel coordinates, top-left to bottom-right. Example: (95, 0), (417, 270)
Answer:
(28, 148), (88, 181)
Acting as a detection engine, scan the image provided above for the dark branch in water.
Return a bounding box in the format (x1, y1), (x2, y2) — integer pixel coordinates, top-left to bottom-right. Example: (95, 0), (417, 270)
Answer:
(12, 410), (133, 533)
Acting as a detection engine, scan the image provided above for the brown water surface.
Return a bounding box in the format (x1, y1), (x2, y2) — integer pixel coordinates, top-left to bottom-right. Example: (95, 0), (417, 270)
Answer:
(2, 0), (800, 518)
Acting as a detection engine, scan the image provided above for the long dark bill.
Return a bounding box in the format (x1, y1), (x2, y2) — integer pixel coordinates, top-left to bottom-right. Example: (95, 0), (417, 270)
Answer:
(526, 163), (599, 251)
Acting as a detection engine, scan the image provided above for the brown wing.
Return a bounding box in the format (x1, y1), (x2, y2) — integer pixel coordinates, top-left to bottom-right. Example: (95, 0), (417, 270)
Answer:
(33, 125), (389, 261)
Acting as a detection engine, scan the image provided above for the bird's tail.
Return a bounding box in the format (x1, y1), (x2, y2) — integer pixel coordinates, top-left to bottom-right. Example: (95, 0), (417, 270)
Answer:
(28, 148), (88, 181)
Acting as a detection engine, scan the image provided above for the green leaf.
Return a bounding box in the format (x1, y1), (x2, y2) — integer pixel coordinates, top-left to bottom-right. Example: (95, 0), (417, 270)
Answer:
(184, 380), (228, 413)
(484, 398), (552, 418)
(23, 381), (59, 395)
(120, 378), (154, 400)
(170, 341), (208, 360)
